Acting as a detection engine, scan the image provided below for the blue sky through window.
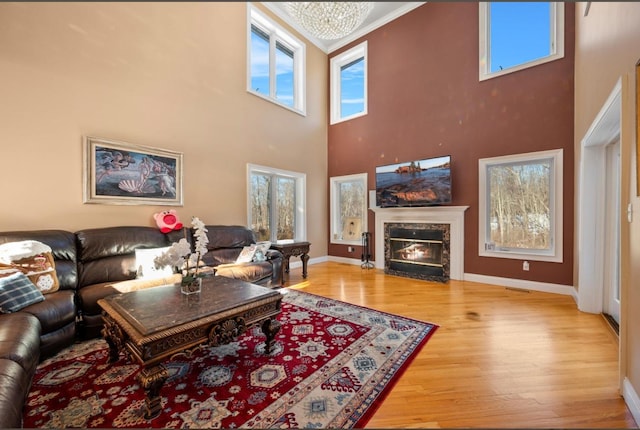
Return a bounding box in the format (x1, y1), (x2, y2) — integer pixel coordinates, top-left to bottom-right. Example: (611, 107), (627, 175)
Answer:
(489, 2), (551, 73)
(340, 57), (365, 118)
(250, 27), (295, 107)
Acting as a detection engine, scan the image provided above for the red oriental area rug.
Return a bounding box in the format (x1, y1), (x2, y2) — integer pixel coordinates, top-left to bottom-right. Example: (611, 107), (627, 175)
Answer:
(24, 289), (438, 429)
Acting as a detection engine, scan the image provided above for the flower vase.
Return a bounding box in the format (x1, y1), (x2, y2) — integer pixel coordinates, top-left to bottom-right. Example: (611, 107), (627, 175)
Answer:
(181, 276), (202, 295)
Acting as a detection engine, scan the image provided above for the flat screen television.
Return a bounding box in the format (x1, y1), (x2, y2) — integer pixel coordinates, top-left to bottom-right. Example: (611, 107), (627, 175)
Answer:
(375, 155), (451, 207)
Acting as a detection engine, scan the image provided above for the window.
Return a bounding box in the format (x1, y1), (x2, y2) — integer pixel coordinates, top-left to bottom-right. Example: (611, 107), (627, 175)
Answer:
(248, 5), (306, 114)
(479, 2), (564, 81)
(247, 164), (306, 243)
(478, 149), (563, 262)
(330, 174), (367, 245)
(330, 41), (367, 124)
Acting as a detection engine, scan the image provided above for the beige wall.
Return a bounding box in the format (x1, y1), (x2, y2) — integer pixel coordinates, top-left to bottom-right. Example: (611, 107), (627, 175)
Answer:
(574, 1), (640, 407)
(0, 2), (328, 258)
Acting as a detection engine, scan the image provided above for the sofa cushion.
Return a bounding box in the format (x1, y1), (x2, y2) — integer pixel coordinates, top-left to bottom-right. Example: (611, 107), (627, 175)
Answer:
(215, 261), (272, 284)
(20, 290), (76, 334)
(76, 226), (177, 287)
(204, 225), (256, 249)
(77, 274), (181, 316)
(235, 245), (257, 264)
(0, 273), (45, 313)
(0, 230), (77, 291)
(0, 240), (60, 294)
(135, 247), (173, 279)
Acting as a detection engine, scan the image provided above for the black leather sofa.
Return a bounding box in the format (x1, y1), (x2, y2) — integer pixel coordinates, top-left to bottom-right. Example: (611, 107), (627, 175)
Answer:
(0, 224), (283, 428)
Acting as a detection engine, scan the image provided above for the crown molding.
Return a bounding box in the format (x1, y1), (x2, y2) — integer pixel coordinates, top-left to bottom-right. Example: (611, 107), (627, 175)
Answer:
(260, 2), (427, 54)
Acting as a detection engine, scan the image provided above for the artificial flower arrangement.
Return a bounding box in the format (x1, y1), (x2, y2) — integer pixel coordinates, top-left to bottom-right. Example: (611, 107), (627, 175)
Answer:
(154, 216), (209, 294)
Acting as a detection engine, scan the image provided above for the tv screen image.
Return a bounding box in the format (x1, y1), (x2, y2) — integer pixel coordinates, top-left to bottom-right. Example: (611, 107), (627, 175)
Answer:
(376, 155), (451, 207)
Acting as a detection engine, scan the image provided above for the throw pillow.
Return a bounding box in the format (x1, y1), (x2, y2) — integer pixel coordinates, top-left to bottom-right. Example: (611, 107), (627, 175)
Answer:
(235, 245), (257, 264)
(0, 240), (60, 294)
(135, 247), (174, 279)
(0, 272), (45, 313)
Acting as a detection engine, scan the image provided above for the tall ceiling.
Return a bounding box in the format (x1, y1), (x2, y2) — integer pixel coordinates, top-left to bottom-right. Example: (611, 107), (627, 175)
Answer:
(261, 2), (426, 53)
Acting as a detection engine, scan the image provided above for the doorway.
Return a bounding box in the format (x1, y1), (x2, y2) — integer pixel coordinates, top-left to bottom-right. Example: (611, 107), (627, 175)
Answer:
(603, 139), (621, 329)
(577, 79), (621, 316)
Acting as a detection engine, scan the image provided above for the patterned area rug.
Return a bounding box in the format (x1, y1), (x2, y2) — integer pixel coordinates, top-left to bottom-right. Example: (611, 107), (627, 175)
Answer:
(24, 289), (438, 428)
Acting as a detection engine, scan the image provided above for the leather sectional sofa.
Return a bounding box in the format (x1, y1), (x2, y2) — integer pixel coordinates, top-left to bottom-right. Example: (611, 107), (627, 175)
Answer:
(0, 225), (283, 428)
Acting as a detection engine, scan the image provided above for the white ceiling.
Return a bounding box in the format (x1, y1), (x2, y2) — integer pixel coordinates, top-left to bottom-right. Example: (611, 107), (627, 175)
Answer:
(261, 2), (426, 53)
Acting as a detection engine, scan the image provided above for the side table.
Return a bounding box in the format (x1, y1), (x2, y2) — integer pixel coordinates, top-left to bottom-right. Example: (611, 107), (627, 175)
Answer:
(270, 241), (310, 279)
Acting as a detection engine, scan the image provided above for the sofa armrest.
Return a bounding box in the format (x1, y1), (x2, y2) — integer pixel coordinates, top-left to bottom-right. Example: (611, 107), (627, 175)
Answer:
(265, 250), (283, 287)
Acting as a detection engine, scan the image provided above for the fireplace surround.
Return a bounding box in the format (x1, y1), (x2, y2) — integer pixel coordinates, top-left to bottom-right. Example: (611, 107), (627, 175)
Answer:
(385, 222), (450, 282)
(369, 197), (469, 280)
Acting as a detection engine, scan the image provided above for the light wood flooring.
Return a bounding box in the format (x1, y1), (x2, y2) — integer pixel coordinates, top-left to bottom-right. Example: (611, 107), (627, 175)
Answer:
(283, 261), (637, 428)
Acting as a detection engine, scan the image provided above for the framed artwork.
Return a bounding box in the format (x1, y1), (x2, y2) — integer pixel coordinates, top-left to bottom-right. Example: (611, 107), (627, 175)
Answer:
(342, 217), (362, 241)
(83, 136), (183, 206)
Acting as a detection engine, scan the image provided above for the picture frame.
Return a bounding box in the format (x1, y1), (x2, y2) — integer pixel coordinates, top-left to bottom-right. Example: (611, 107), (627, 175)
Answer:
(342, 217), (362, 241)
(83, 136), (183, 206)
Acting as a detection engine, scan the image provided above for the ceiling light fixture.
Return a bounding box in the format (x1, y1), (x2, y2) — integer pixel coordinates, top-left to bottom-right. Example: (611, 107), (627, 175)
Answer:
(283, 2), (374, 41)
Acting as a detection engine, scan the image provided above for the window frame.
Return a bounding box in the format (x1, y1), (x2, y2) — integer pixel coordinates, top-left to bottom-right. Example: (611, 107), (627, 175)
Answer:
(478, 149), (563, 263)
(330, 173), (368, 246)
(479, 2), (564, 82)
(247, 4), (306, 115)
(330, 41), (368, 125)
(247, 163), (307, 243)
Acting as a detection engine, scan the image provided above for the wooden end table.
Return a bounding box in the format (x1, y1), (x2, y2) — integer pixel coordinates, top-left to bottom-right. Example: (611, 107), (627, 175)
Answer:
(98, 276), (282, 419)
(270, 241), (310, 279)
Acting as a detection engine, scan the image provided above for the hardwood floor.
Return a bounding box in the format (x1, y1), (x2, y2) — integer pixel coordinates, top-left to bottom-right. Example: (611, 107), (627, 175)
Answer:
(283, 261), (637, 429)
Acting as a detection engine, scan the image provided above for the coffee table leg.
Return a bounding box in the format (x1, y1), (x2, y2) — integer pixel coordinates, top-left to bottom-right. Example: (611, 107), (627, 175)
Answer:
(261, 318), (281, 354)
(138, 365), (169, 419)
(101, 314), (123, 363)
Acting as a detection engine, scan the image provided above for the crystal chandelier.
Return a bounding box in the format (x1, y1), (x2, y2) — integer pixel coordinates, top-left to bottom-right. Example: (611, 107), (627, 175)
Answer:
(283, 2), (374, 40)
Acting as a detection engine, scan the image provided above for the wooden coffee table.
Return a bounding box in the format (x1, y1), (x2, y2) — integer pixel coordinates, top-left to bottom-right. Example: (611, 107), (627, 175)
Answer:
(98, 276), (282, 419)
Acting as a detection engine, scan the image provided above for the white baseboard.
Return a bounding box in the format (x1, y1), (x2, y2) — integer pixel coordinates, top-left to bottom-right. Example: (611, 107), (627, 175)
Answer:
(296, 259), (579, 300)
(287, 255), (328, 270)
(463, 272), (577, 299)
(623, 377), (640, 425)
(326, 255), (374, 266)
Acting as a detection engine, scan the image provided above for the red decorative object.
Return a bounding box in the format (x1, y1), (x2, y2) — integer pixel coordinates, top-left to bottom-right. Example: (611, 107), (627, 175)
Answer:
(24, 290), (437, 429)
(153, 210), (183, 233)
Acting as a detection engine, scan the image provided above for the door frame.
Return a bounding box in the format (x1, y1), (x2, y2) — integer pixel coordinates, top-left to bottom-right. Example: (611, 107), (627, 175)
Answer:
(578, 78), (621, 314)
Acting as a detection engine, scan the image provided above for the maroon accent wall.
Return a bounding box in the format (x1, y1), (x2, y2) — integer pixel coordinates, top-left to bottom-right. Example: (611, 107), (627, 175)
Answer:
(328, 2), (575, 286)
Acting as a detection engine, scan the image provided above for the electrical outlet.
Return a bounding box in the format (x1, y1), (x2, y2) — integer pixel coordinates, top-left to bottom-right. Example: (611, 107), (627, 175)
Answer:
(523, 261), (529, 271)
(348, 246), (354, 253)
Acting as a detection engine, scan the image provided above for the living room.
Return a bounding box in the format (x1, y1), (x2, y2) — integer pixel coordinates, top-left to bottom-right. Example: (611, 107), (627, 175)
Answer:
(1, 1), (639, 428)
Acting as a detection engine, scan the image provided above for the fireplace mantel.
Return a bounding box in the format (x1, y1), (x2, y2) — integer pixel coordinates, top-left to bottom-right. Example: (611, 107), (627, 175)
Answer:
(369, 202), (469, 280)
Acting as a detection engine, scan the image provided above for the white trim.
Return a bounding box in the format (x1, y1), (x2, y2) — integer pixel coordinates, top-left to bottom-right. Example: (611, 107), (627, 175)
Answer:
(577, 78), (622, 314)
(479, 2), (565, 82)
(478, 149), (564, 263)
(330, 173), (368, 246)
(326, 2), (425, 54)
(622, 378), (640, 426)
(261, 2), (426, 54)
(330, 41), (368, 125)
(246, 163), (307, 242)
(248, 4), (307, 115)
(464, 273), (577, 299)
(327, 255), (369, 266)
(289, 255), (327, 270)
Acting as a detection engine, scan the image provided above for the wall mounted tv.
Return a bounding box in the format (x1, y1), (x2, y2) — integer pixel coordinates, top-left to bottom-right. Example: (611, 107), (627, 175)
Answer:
(375, 155), (451, 207)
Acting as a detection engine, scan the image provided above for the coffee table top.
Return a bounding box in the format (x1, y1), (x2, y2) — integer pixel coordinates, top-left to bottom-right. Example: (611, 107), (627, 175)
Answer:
(99, 276), (281, 336)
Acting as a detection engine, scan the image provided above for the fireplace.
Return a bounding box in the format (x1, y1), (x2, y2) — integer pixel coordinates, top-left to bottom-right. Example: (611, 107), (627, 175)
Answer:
(385, 223), (450, 282)
(369, 198), (468, 281)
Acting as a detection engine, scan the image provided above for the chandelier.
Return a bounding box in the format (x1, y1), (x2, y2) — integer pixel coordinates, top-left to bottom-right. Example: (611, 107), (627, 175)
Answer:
(283, 2), (374, 40)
